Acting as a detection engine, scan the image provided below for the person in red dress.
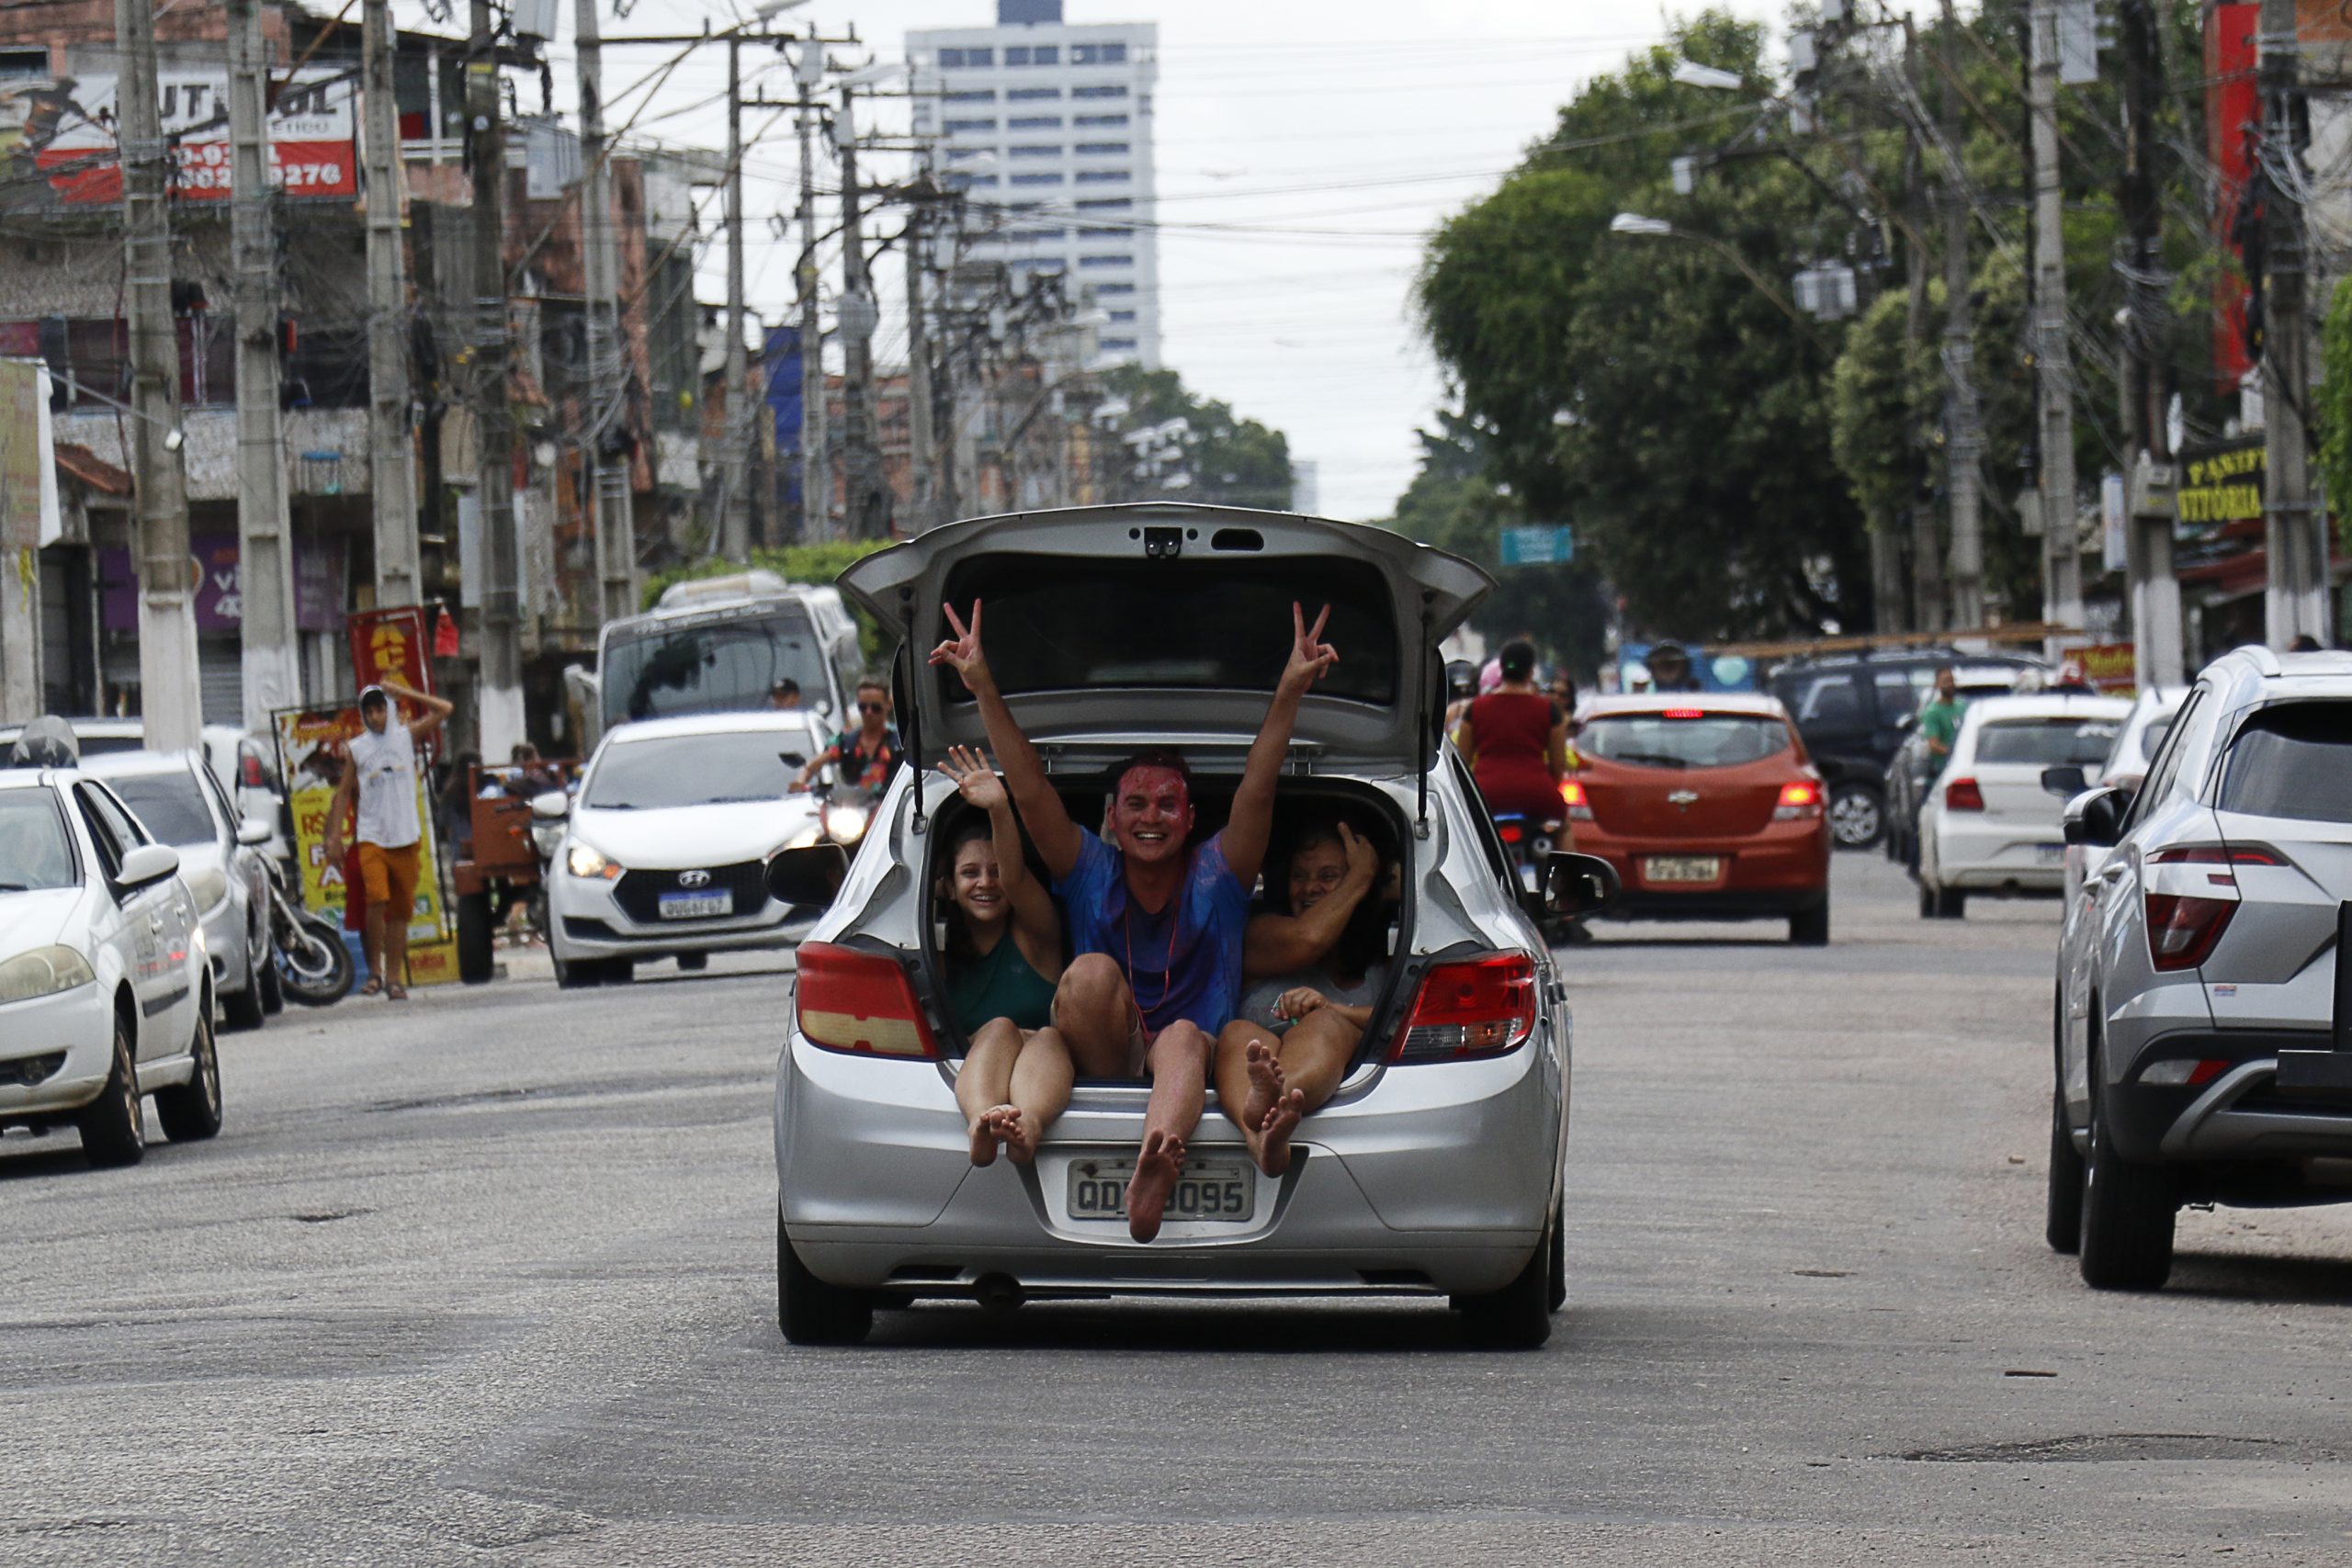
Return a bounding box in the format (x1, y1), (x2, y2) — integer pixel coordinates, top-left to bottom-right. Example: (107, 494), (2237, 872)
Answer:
(1454, 639), (1572, 825)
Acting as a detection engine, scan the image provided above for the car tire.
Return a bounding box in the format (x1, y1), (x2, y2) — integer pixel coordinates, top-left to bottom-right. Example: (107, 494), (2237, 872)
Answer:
(1789, 901), (1830, 946)
(2045, 1089), (2084, 1254)
(1920, 885), (1965, 919)
(258, 934), (285, 1014)
(222, 942), (266, 1032)
(776, 1210), (875, 1346)
(79, 1013), (146, 1168)
(552, 948), (599, 989)
(1827, 783), (1883, 850)
(457, 891), (495, 986)
(155, 997), (224, 1144)
(1455, 1223), (1555, 1350)
(2078, 1061), (2175, 1291)
(676, 952), (708, 973)
(1545, 1190), (1566, 1314)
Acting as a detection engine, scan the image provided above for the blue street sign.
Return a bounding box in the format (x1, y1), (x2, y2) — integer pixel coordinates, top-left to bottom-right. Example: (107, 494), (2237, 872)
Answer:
(1499, 525), (1575, 567)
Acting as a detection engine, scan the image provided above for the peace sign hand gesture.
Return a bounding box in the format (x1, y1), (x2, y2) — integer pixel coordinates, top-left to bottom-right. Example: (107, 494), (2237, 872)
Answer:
(1281, 602), (1340, 695)
(928, 600), (993, 695)
(936, 745), (1008, 812)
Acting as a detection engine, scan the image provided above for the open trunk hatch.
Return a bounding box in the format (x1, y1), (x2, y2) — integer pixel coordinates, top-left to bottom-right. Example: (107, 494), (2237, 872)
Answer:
(838, 505), (1490, 774)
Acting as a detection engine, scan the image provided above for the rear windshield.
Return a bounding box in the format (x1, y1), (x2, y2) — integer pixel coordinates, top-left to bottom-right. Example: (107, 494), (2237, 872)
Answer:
(106, 773), (218, 846)
(1580, 713), (1791, 769)
(585, 727), (824, 810)
(0, 790), (77, 892)
(2138, 715), (2175, 761)
(933, 554), (1399, 707)
(603, 607), (831, 727)
(1975, 717), (2120, 767)
(2217, 703), (2352, 822)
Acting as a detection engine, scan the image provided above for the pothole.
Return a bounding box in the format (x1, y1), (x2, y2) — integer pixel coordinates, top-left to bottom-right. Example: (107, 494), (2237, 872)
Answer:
(1891, 1434), (2312, 1464)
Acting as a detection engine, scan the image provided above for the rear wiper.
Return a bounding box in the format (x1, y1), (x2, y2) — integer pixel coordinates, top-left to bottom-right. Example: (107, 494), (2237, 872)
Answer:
(0, 881), (28, 891)
(1608, 751), (1690, 768)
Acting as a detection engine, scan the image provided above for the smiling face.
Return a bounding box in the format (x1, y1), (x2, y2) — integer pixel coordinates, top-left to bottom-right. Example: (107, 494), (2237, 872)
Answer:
(1111, 764), (1193, 867)
(951, 833), (1007, 930)
(1286, 835), (1350, 917)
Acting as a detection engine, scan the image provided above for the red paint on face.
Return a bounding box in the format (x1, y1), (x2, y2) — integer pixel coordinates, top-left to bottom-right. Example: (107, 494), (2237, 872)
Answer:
(1112, 765), (1192, 865)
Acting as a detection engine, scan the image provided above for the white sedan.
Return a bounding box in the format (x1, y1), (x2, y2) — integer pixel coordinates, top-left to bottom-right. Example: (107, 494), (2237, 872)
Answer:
(0, 766), (221, 1168)
(544, 712), (833, 987)
(1916, 693), (2130, 919)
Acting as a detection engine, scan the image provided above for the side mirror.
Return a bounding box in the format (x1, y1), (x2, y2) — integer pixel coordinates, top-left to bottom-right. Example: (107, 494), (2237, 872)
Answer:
(236, 818), (274, 847)
(766, 843), (850, 908)
(116, 842), (181, 888)
(1893, 712), (1917, 733)
(1543, 851), (1620, 919)
(2039, 764), (2088, 799)
(2062, 785), (2127, 849)
(530, 789), (571, 821)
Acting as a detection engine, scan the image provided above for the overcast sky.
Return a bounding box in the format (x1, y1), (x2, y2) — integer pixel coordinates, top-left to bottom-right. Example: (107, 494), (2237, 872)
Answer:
(400, 0), (1786, 521)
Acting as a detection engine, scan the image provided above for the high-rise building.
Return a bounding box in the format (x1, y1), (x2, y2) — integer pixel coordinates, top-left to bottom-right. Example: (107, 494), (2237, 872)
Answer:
(909, 1), (1159, 368)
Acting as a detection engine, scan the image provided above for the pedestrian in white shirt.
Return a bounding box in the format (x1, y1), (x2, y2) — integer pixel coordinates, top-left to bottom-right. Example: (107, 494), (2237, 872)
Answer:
(322, 680), (452, 999)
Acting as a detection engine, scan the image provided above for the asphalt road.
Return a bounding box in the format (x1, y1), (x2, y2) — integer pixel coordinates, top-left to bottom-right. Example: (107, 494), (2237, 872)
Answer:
(6, 853), (2351, 1566)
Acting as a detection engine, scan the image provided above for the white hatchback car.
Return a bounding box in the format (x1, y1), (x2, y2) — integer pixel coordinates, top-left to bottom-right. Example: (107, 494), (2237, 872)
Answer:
(1917, 693), (2131, 918)
(545, 711), (832, 987)
(0, 766), (220, 1168)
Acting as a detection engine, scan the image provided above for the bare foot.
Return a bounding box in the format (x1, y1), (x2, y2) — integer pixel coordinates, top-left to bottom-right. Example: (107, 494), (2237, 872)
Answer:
(1256, 1087), (1305, 1177)
(1240, 1040), (1284, 1133)
(967, 1103), (1017, 1167)
(1126, 1129), (1185, 1243)
(989, 1105), (1033, 1164)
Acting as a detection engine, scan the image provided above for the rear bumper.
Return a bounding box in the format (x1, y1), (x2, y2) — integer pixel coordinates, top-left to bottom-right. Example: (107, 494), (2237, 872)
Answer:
(1931, 818), (2065, 890)
(774, 1028), (1567, 1297)
(1577, 823), (1828, 919)
(2105, 1031), (2352, 1166)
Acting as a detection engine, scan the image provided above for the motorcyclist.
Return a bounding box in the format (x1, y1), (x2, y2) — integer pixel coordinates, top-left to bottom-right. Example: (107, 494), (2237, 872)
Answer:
(1453, 639), (1572, 829)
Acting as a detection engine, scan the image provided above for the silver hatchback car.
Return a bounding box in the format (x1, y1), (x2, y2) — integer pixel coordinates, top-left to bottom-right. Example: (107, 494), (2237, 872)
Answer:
(2051, 646), (2352, 1289)
(766, 505), (1615, 1346)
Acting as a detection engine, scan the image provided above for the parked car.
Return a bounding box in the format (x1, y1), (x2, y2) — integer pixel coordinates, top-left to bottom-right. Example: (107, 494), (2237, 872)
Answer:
(1769, 649), (2045, 851)
(1882, 664), (2067, 872)
(1564, 694), (1831, 943)
(1915, 693), (2130, 918)
(766, 503), (1616, 1347)
(2049, 646), (2352, 1289)
(0, 761), (220, 1168)
(544, 711), (834, 987)
(0, 719), (291, 863)
(2049, 684), (2189, 908)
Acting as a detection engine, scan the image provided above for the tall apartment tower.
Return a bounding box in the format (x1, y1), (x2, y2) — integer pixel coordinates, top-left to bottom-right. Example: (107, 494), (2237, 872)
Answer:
(909, 0), (1160, 367)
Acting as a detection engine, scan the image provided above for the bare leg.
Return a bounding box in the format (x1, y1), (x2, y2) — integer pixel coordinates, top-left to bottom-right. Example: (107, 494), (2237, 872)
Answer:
(360, 901), (386, 990)
(1126, 1021), (1211, 1243)
(1213, 1021), (1288, 1172)
(385, 909), (411, 993)
(1049, 953), (1141, 1079)
(956, 1016), (1025, 1167)
(1255, 1011), (1363, 1176)
(1003, 1028), (1075, 1163)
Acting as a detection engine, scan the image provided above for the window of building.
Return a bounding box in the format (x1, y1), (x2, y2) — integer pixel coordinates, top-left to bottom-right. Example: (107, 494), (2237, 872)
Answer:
(1079, 224), (1132, 237)
(944, 118), (997, 133)
(1108, 310), (1137, 322)
(1008, 144), (1061, 158)
(1075, 197), (1133, 210)
(1009, 227), (1068, 241)
(1093, 282), (1136, 295)
(947, 147), (993, 163)
(946, 173), (1001, 189)
(1078, 254), (1133, 268)
(1007, 172), (1065, 186)
(937, 47), (995, 68)
(1004, 45), (1058, 66)
(945, 89), (996, 102)
(1100, 336), (1138, 352)
(1071, 85), (1128, 99)
(1074, 113), (1129, 128)
(1006, 86), (1061, 100)
(1073, 169), (1130, 184)
(1006, 115), (1063, 130)
(1075, 141), (1129, 155)
(1070, 43), (1128, 64)
(1011, 259), (1066, 274)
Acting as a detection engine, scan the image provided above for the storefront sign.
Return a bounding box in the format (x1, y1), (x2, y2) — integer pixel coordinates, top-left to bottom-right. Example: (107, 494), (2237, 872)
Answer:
(2071, 642), (2138, 694)
(98, 534), (346, 633)
(2174, 440), (2264, 544)
(9, 70), (358, 206)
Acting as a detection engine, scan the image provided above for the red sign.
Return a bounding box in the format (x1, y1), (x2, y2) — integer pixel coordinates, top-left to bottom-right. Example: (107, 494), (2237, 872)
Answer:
(10, 69), (357, 206)
(347, 605), (438, 761)
(2071, 643), (2139, 695)
(2208, 5), (2259, 391)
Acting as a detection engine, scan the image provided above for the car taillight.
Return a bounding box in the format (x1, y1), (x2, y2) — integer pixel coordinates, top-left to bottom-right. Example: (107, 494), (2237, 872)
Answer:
(2144, 894), (2236, 972)
(1944, 777), (1984, 811)
(1774, 780), (1823, 821)
(1497, 820), (1524, 845)
(1389, 953), (1537, 1063)
(794, 942), (937, 1058)
(1663, 707), (1704, 720)
(2149, 845), (2280, 867)
(1558, 779), (1593, 822)
(240, 755), (265, 787)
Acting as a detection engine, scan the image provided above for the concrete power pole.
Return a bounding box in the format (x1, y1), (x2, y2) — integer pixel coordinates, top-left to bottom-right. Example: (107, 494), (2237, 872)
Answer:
(2259, 0), (2331, 647)
(2029, 0), (2085, 655)
(2117, 0), (2184, 688)
(230, 0), (301, 728)
(836, 86), (882, 538)
(470, 0), (524, 756)
(1936, 0), (1981, 634)
(796, 42), (830, 540)
(120, 0), (202, 750)
(364, 0), (422, 612)
(905, 197), (937, 533)
(719, 35), (753, 560)
(575, 0), (636, 623)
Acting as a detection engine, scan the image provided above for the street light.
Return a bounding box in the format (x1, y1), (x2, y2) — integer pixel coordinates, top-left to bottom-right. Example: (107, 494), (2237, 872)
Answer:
(1609, 212), (1672, 237)
(751, 0), (809, 18)
(1607, 212), (1816, 334)
(49, 368), (187, 451)
(1671, 60), (1746, 91)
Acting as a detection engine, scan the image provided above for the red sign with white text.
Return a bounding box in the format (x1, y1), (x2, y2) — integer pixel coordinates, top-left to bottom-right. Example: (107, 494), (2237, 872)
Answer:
(17, 70), (356, 205)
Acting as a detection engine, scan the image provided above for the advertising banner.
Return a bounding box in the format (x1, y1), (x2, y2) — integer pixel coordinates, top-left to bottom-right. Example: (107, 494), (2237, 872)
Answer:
(98, 533), (346, 633)
(2175, 439), (2263, 545)
(272, 703), (460, 987)
(2072, 642), (2138, 695)
(6, 69), (357, 207)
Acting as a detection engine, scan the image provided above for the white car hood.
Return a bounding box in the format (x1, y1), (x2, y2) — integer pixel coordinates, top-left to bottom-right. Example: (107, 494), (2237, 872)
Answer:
(569, 797), (818, 870)
(0, 888), (85, 955)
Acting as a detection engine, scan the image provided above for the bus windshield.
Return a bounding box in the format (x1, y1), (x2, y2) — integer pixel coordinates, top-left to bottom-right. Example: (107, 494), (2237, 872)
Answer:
(602, 607), (831, 728)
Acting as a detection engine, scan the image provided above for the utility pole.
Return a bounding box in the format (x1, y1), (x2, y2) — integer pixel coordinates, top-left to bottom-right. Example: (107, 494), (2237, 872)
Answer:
(575, 0), (635, 623)
(905, 197), (937, 532)
(470, 0), (524, 756)
(231, 0), (300, 727)
(364, 0), (422, 613)
(2259, 0), (2331, 647)
(120, 0), (202, 750)
(836, 85), (883, 538)
(719, 35), (753, 560)
(796, 41), (830, 541)
(1936, 0), (1981, 634)
(2029, 0), (2085, 655)
(2117, 0), (2184, 687)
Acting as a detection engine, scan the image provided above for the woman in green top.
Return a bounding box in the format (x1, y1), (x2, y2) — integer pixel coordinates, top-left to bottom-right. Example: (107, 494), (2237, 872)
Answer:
(938, 746), (1069, 1167)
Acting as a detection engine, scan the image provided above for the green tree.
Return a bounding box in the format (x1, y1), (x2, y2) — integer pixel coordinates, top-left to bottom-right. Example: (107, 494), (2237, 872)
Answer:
(1096, 366), (1293, 510)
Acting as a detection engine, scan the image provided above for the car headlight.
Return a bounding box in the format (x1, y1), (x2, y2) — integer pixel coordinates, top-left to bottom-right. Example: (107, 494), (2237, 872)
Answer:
(0, 945), (96, 1004)
(186, 865), (229, 913)
(822, 803), (870, 845)
(567, 842), (623, 881)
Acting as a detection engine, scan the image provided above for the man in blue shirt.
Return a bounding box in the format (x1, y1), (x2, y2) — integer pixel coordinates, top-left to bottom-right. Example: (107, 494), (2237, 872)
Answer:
(931, 600), (1337, 1241)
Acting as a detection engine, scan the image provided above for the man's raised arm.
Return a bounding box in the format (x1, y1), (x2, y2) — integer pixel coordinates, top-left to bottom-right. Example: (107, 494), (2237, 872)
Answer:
(1224, 603), (1337, 891)
(929, 600), (1084, 880)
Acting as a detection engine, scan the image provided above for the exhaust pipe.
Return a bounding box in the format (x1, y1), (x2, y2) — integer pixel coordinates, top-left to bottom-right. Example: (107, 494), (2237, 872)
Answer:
(973, 1271), (1025, 1313)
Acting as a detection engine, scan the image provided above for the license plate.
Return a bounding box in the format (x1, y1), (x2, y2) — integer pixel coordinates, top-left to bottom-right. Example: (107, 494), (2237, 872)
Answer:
(658, 890), (733, 919)
(2035, 843), (2066, 867)
(1643, 855), (1723, 884)
(1067, 1156), (1253, 1223)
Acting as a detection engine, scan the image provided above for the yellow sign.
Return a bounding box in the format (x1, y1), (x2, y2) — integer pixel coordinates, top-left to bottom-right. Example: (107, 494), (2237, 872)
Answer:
(2175, 441), (2264, 538)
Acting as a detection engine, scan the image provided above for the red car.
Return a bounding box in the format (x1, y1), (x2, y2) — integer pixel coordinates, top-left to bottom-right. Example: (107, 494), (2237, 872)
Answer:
(1564, 694), (1832, 943)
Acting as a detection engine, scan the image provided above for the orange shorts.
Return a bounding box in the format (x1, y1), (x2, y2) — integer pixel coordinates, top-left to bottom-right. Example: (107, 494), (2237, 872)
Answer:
(356, 841), (421, 921)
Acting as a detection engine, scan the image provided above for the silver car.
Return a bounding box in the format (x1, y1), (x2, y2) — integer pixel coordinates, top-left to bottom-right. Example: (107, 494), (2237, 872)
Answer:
(2050, 646), (2352, 1289)
(765, 504), (1615, 1347)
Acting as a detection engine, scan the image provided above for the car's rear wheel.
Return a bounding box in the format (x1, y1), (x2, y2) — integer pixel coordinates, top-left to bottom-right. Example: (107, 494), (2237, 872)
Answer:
(1455, 1218), (1555, 1350)
(79, 1014), (146, 1168)
(1827, 784), (1883, 850)
(155, 996), (223, 1144)
(1789, 900), (1830, 946)
(222, 942), (266, 1032)
(1919, 884), (1965, 919)
(2045, 1090), (2083, 1254)
(1545, 1190), (1566, 1314)
(258, 934), (285, 1014)
(2078, 1058), (2175, 1291)
(457, 891), (495, 986)
(776, 1211), (875, 1345)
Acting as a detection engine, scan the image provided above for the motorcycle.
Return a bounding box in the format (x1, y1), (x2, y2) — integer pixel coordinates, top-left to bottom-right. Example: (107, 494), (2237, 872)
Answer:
(1492, 810), (1589, 945)
(265, 860), (356, 1006)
